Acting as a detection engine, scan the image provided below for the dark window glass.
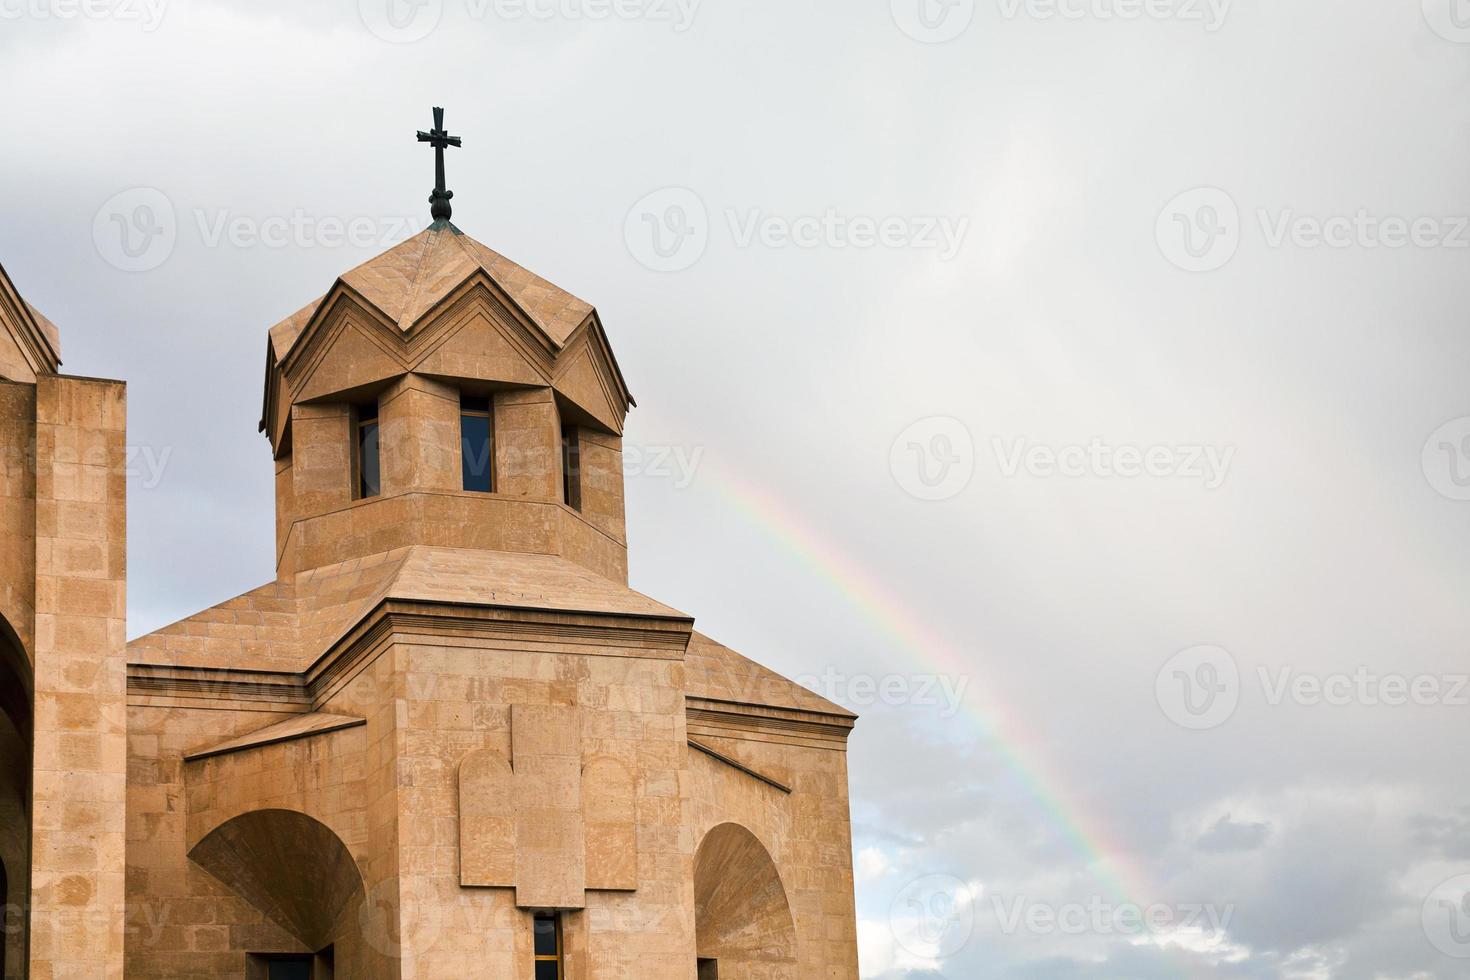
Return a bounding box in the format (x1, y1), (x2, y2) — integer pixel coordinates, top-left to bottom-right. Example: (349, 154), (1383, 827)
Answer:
(357, 404), (380, 499)
(533, 914), (558, 956)
(533, 912), (562, 978)
(461, 395), (493, 493)
(560, 426), (581, 510)
(268, 958), (312, 980)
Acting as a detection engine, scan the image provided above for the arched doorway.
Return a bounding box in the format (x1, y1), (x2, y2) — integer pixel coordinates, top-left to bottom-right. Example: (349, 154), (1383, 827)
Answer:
(189, 809), (366, 977)
(0, 614), (31, 980)
(693, 823), (797, 980)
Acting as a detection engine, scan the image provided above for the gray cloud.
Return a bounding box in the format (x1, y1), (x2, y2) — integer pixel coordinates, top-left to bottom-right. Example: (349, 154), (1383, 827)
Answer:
(1198, 814), (1273, 854)
(4, 1), (1469, 977)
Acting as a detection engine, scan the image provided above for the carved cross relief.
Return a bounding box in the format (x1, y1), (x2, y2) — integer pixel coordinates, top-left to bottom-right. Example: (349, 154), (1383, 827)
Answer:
(459, 704), (638, 909)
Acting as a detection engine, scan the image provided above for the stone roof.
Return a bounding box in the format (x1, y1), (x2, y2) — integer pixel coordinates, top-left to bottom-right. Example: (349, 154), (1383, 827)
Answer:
(683, 632), (855, 719)
(129, 546), (687, 674)
(183, 712), (366, 762)
(267, 225), (594, 364)
(127, 547), (844, 720)
(24, 302), (60, 355)
(0, 262), (63, 377)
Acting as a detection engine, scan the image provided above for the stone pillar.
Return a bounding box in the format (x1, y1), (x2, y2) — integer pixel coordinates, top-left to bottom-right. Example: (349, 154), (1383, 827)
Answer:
(274, 455), (293, 568)
(0, 381), (36, 658)
(291, 403), (353, 517)
(29, 374), (127, 980)
(378, 374), (459, 497)
(493, 389), (559, 500)
(575, 430), (626, 544)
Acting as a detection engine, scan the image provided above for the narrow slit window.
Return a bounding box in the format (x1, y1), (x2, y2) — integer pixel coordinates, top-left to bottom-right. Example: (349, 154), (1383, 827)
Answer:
(461, 394), (493, 493)
(533, 912), (564, 980)
(356, 402), (381, 499)
(560, 425), (581, 510)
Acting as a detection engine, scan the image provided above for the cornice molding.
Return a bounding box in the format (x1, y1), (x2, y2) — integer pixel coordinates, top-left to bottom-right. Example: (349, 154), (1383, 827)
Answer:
(0, 265), (60, 376)
(127, 598), (694, 710)
(688, 738), (792, 794)
(686, 695), (857, 748)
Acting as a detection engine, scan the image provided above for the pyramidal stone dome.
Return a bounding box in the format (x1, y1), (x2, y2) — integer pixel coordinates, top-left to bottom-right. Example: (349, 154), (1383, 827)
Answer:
(267, 223), (595, 363)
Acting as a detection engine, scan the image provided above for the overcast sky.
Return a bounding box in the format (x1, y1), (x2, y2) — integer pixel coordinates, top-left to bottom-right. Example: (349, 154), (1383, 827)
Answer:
(5, 0), (1470, 976)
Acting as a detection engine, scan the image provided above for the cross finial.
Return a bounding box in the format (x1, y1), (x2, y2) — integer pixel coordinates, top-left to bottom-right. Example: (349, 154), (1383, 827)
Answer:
(416, 106), (463, 226)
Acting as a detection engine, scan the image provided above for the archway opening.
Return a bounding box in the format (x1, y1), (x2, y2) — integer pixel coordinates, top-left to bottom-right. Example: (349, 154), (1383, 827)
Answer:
(189, 809), (365, 972)
(0, 614), (31, 980)
(694, 823), (797, 980)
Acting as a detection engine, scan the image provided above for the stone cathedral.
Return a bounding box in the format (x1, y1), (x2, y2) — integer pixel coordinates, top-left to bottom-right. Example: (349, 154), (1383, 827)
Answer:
(0, 115), (861, 979)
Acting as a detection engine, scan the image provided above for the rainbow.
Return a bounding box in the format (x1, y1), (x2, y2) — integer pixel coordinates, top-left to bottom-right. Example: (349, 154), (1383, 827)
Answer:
(701, 459), (1145, 904)
(631, 412), (1219, 974)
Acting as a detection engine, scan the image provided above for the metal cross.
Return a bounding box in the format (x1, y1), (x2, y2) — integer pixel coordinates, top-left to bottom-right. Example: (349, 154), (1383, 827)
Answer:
(417, 106), (463, 225)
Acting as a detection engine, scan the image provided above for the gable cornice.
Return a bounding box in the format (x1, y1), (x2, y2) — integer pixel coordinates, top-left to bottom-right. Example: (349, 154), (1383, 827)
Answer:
(126, 598), (695, 712)
(0, 263), (61, 376)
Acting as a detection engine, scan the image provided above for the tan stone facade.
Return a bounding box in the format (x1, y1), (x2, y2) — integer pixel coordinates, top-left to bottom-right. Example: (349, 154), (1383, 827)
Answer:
(0, 227), (860, 978)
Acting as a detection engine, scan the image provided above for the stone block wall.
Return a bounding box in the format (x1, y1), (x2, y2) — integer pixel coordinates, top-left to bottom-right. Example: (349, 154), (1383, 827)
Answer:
(371, 634), (697, 979)
(30, 375), (128, 980)
(0, 381), (35, 659)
